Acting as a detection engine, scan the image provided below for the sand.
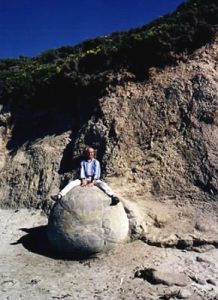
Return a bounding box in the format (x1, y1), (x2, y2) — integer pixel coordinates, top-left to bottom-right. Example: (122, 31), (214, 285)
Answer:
(0, 197), (217, 300)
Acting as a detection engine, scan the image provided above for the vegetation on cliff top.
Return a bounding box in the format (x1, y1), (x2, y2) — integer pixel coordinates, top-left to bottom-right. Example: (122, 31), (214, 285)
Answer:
(0, 0), (217, 108)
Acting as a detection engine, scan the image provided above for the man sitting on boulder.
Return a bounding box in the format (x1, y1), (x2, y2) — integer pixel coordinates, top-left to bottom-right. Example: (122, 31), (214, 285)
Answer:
(51, 147), (120, 205)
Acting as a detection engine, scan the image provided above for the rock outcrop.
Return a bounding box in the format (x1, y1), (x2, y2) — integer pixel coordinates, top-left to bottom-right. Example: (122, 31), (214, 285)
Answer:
(47, 186), (129, 255)
(0, 39), (217, 209)
(0, 0), (217, 208)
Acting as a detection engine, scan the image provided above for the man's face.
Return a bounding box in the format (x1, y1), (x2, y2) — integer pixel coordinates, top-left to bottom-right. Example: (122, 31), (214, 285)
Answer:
(86, 148), (95, 160)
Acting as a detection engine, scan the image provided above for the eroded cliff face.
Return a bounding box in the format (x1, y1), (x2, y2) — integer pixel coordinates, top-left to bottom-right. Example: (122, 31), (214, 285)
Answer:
(72, 39), (218, 200)
(0, 39), (217, 208)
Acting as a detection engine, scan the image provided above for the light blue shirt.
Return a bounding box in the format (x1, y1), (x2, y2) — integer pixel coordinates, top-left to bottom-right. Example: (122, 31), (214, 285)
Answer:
(80, 158), (101, 180)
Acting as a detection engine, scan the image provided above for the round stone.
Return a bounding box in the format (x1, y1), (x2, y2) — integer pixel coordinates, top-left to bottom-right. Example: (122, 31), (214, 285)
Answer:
(47, 186), (129, 255)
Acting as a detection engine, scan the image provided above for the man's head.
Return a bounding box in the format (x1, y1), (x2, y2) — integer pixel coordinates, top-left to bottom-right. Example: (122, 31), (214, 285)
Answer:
(86, 147), (95, 160)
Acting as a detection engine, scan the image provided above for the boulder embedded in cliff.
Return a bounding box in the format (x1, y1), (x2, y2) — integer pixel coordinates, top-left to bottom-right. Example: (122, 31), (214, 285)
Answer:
(47, 186), (129, 256)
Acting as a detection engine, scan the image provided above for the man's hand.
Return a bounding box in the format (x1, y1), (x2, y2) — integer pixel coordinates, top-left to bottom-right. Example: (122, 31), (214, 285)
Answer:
(81, 179), (87, 187)
(87, 182), (94, 187)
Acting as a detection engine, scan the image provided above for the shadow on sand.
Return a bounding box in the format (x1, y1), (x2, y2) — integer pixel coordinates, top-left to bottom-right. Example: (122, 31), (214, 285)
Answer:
(11, 225), (95, 261)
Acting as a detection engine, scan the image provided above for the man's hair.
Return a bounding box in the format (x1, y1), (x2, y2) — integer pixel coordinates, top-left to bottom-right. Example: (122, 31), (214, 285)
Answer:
(86, 146), (95, 152)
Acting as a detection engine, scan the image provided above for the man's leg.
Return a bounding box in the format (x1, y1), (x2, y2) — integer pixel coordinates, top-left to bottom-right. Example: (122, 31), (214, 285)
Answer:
(94, 180), (114, 196)
(51, 179), (81, 200)
(59, 179), (81, 197)
(94, 180), (120, 205)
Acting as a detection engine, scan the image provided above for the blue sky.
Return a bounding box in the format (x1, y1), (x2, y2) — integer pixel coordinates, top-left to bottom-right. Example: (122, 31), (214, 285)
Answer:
(0, 0), (185, 59)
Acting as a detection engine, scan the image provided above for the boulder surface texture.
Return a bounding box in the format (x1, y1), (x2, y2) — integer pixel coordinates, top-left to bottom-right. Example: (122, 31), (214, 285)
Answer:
(47, 186), (129, 255)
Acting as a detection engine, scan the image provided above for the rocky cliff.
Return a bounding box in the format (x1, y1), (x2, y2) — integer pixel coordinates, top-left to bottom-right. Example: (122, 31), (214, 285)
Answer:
(0, 0), (217, 208)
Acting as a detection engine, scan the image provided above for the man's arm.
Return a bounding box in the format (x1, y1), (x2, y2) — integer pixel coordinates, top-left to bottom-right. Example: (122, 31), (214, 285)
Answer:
(80, 161), (87, 186)
(92, 160), (101, 182)
(80, 161), (85, 179)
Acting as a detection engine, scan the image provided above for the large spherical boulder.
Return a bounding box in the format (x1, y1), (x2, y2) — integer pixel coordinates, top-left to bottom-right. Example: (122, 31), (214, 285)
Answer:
(47, 186), (129, 255)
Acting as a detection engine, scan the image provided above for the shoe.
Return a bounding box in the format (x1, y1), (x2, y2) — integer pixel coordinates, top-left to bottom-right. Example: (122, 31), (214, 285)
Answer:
(110, 196), (120, 206)
(51, 194), (62, 201)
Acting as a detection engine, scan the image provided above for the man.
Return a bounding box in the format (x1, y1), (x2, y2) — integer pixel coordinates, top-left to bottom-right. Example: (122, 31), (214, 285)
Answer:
(51, 147), (120, 205)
